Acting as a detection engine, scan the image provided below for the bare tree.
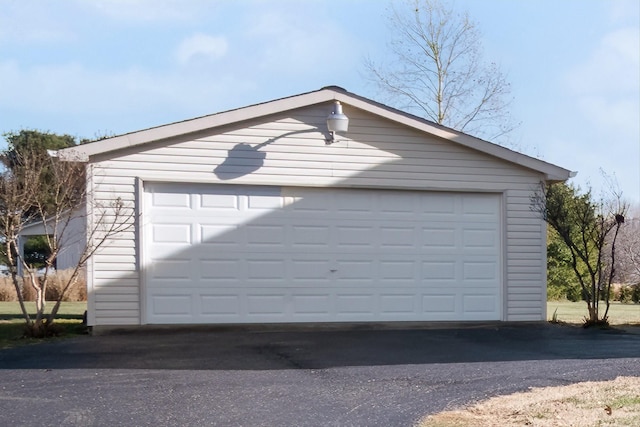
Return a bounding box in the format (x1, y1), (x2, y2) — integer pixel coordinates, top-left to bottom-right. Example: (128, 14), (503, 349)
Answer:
(365, 0), (517, 143)
(617, 206), (640, 285)
(0, 146), (42, 322)
(532, 182), (628, 326)
(0, 143), (133, 337)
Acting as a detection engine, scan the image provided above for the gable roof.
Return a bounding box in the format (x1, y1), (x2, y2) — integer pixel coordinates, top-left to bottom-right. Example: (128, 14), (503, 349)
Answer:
(59, 86), (574, 181)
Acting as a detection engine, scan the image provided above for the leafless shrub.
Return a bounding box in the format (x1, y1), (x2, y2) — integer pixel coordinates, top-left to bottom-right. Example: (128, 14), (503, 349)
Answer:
(617, 208), (640, 285)
(1, 138), (130, 336)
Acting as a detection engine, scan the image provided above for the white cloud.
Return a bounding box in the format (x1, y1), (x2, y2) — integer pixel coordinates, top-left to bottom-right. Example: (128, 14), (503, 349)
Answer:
(175, 34), (229, 65)
(568, 27), (640, 95)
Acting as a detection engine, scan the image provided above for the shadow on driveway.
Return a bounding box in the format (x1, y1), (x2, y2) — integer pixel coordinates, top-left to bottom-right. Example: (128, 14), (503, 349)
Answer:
(1, 323), (638, 371)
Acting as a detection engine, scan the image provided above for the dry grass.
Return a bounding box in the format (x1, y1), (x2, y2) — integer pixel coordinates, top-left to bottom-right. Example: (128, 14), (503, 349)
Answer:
(418, 377), (640, 427)
(0, 279), (16, 302)
(0, 269), (86, 302)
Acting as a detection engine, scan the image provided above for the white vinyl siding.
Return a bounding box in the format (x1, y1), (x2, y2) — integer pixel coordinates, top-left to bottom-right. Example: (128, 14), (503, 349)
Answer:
(504, 189), (547, 320)
(87, 104), (546, 326)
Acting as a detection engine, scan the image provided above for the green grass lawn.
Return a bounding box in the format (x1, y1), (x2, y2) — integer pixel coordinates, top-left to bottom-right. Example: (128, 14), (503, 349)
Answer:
(1, 301), (637, 348)
(548, 301), (640, 325)
(0, 301), (87, 348)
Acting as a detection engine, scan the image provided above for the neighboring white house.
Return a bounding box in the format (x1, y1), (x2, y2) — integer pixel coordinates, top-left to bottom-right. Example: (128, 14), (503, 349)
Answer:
(57, 86), (573, 329)
(17, 210), (86, 276)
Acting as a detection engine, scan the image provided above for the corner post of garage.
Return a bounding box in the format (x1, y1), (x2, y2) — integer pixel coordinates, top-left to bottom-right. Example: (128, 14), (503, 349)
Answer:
(136, 177), (147, 325)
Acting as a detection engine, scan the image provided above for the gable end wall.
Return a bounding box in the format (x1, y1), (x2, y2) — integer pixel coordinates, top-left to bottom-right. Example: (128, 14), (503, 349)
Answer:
(87, 104), (547, 326)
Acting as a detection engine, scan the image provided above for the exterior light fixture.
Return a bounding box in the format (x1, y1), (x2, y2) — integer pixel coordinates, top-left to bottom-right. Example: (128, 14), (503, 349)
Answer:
(326, 101), (349, 144)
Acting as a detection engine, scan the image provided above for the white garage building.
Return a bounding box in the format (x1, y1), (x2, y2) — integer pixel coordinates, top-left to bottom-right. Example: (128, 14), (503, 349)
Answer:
(60, 87), (572, 329)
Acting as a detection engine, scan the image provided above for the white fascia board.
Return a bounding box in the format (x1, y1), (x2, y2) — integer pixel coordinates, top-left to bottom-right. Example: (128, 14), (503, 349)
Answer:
(333, 92), (574, 182)
(58, 90), (339, 162)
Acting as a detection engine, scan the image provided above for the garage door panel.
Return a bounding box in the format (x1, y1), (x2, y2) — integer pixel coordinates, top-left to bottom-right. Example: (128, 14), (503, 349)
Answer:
(336, 225), (376, 249)
(286, 192), (331, 213)
(334, 260), (376, 285)
(200, 192), (239, 210)
(246, 294), (287, 316)
(246, 259), (286, 281)
(152, 223), (192, 244)
(421, 261), (457, 281)
(379, 260), (417, 281)
(379, 226), (417, 248)
(378, 192), (419, 215)
(336, 294), (376, 316)
(149, 258), (193, 281)
(422, 294), (457, 314)
(145, 184), (502, 324)
(152, 191), (192, 208)
(149, 245), (194, 260)
(200, 294), (241, 316)
(291, 225), (330, 248)
(200, 224), (243, 247)
(334, 192), (374, 213)
(247, 194), (284, 210)
(463, 261), (499, 281)
(462, 228), (498, 250)
(379, 293), (416, 315)
(290, 259), (333, 282)
(245, 224), (286, 247)
(462, 294), (498, 314)
(420, 193), (456, 214)
(462, 195), (500, 216)
(150, 294), (192, 316)
(200, 259), (242, 281)
(292, 293), (332, 316)
(422, 228), (457, 248)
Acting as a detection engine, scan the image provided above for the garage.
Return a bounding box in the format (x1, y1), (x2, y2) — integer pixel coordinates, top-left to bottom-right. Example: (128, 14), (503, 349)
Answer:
(57, 86), (572, 327)
(144, 182), (501, 324)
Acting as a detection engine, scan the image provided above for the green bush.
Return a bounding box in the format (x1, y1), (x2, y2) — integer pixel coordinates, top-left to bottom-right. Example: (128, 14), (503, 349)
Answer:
(547, 281), (582, 302)
(632, 284), (640, 303)
(613, 284), (640, 303)
(616, 286), (632, 303)
(547, 284), (565, 301)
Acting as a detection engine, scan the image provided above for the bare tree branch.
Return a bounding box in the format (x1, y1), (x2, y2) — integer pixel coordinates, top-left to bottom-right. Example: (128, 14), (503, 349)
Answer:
(366, 0), (518, 144)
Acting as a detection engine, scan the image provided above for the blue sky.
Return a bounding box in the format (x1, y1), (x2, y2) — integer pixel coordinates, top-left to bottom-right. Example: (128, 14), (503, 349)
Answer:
(1, 0), (638, 204)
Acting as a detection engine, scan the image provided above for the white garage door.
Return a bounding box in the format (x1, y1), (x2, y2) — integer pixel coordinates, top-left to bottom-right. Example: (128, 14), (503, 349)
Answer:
(144, 183), (502, 324)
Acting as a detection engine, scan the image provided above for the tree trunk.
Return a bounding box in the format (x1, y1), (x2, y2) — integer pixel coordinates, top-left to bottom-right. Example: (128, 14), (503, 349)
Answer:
(10, 274), (32, 325)
(34, 286), (44, 322)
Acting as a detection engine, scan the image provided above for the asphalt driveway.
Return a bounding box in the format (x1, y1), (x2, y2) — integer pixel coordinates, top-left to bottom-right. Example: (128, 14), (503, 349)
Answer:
(1, 323), (639, 426)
